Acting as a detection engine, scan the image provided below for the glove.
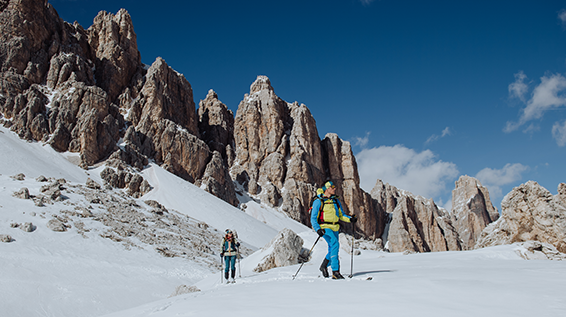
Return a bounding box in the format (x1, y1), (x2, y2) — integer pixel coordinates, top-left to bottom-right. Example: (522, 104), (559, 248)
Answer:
(220, 252), (224, 258)
(317, 229), (325, 237)
(350, 215), (358, 223)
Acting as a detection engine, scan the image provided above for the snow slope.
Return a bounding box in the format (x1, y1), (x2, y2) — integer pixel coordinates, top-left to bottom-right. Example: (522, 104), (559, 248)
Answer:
(0, 127), (91, 183)
(139, 164), (309, 249)
(101, 244), (566, 317)
(0, 126), (304, 317)
(1, 125), (566, 317)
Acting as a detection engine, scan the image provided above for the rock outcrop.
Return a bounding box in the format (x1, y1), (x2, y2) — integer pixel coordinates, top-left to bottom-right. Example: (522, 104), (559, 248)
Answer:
(169, 285), (200, 298)
(128, 57), (198, 137)
(100, 167), (151, 198)
(47, 81), (123, 166)
(451, 176), (499, 250)
(253, 228), (304, 272)
(0, 1), (136, 167)
(13, 187), (30, 199)
(371, 179), (461, 253)
(88, 9), (140, 102)
(387, 195), (461, 252)
(198, 90), (235, 166)
(0, 234), (14, 243)
(476, 181), (566, 253)
(123, 57), (212, 183)
(47, 218), (69, 232)
(513, 241), (566, 260)
(0, 0), (68, 84)
(11, 222), (35, 232)
(199, 151), (238, 206)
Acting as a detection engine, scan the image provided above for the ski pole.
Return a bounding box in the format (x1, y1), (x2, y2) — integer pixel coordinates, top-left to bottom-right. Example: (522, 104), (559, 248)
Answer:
(349, 221), (355, 278)
(221, 255), (224, 283)
(237, 247), (242, 278)
(292, 235), (321, 280)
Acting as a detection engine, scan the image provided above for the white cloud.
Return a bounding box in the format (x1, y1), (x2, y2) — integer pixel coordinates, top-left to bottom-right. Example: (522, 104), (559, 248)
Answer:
(425, 127), (452, 145)
(559, 10), (566, 25)
(352, 132), (371, 148)
(552, 119), (566, 146)
(505, 73), (566, 133)
(356, 144), (459, 199)
(475, 163), (529, 198)
(522, 123), (540, 134)
(508, 71), (529, 103)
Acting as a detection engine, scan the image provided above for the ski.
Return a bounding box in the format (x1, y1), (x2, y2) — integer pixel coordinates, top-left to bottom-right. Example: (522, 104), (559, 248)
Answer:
(318, 274), (373, 281)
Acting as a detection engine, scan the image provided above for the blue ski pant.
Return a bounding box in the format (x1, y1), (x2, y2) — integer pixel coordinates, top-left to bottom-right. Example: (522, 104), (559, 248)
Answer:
(322, 228), (341, 271)
(224, 255), (236, 274)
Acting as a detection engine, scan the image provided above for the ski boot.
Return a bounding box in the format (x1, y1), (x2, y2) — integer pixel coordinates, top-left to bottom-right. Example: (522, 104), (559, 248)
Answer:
(332, 271), (345, 280)
(319, 258), (330, 278)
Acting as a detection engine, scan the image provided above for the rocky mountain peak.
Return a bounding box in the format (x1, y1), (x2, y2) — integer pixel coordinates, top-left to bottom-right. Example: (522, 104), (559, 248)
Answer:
(451, 175), (499, 250)
(249, 75), (273, 94)
(198, 89), (235, 166)
(88, 8), (140, 102)
(129, 57), (198, 137)
(204, 89), (218, 100)
(0, 0), (130, 167)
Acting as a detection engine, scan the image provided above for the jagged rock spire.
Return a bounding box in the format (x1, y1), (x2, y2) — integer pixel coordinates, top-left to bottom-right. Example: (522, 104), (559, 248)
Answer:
(451, 175), (499, 250)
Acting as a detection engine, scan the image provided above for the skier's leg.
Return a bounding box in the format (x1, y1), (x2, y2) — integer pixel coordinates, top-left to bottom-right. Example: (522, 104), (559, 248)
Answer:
(322, 229), (332, 262)
(230, 256), (236, 279)
(328, 230), (340, 272)
(224, 256), (230, 280)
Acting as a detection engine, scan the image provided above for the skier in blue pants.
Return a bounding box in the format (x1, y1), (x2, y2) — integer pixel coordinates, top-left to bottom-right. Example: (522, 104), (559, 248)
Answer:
(220, 229), (240, 283)
(310, 181), (357, 279)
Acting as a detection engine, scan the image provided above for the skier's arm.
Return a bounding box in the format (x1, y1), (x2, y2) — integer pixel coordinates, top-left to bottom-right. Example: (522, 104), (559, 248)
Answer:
(337, 200), (351, 222)
(311, 199), (322, 232)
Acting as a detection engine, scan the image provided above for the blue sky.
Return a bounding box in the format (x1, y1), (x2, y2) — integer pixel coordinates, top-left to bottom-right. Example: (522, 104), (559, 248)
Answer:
(51, 0), (566, 211)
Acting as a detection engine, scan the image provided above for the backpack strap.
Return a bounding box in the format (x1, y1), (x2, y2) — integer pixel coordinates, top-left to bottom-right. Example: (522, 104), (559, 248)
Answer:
(316, 196), (326, 224)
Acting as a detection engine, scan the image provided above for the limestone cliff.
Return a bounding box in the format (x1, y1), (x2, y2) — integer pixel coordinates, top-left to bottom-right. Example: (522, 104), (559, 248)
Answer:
(476, 181), (566, 253)
(451, 175), (499, 250)
(371, 179), (461, 252)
